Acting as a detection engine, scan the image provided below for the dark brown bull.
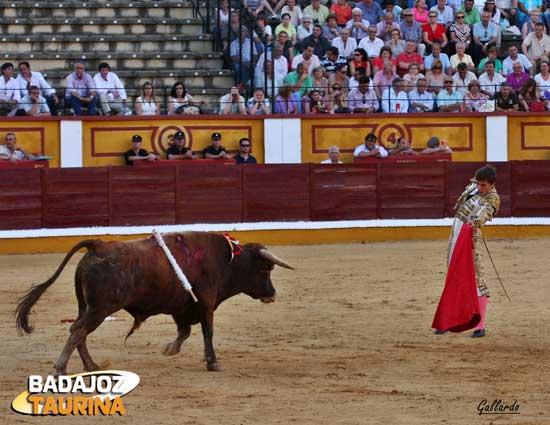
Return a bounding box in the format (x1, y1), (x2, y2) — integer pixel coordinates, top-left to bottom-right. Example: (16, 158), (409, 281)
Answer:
(16, 231), (293, 375)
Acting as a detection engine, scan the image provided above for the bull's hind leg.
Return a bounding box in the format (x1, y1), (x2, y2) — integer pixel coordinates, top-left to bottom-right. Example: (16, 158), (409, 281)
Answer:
(72, 278), (101, 372)
(162, 315), (191, 356)
(53, 310), (106, 376)
(200, 309), (221, 371)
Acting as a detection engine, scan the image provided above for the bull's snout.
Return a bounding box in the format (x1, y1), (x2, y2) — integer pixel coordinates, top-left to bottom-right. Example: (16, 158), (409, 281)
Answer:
(260, 291), (276, 303)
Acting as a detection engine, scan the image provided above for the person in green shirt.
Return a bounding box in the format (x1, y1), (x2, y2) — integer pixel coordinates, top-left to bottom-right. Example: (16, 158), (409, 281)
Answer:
(284, 62), (313, 96)
(303, 0), (330, 25)
(458, 0), (481, 25)
(477, 46), (503, 74)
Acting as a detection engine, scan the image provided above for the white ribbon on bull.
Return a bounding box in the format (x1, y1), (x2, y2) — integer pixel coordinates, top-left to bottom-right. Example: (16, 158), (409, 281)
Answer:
(153, 230), (199, 303)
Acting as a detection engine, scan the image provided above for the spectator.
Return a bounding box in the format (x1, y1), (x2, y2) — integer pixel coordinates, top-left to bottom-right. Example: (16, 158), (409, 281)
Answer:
(347, 76), (379, 112)
(349, 67), (367, 89)
(274, 85), (300, 114)
(400, 9), (425, 56)
(522, 22), (550, 70)
(502, 44), (533, 75)
(0, 133), (31, 161)
(124, 135), (158, 165)
(203, 132), (232, 159)
(472, 11), (499, 64)
(302, 24), (332, 58)
(413, 0), (429, 24)
(230, 26), (258, 85)
(135, 82), (160, 116)
(330, 0), (353, 27)
(297, 16), (314, 42)
(329, 82), (350, 112)
(304, 0), (330, 25)
(256, 42), (289, 82)
(17, 61), (58, 116)
(247, 88), (271, 114)
(377, 12), (400, 42)
(396, 40), (424, 76)
(257, 16), (273, 44)
(450, 42), (475, 73)
(304, 89), (332, 113)
(347, 8), (371, 42)
(371, 46), (397, 74)
(353, 133), (388, 157)
(223, 11), (241, 49)
(408, 77), (435, 111)
(20, 85), (50, 116)
(321, 46), (347, 75)
(321, 145), (343, 163)
(506, 61), (530, 92)
(403, 62), (425, 91)
(255, 60), (284, 98)
(495, 0), (517, 28)
(459, 0), (481, 24)
(332, 28), (358, 59)
(390, 136), (418, 156)
(479, 61), (506, 96)
(521, 8), (542, 39)
(386, 28), (407, 58)
(453, 62), (478, 97)
(275, 13), (297, 44)
(424, 42), (452, 75)
(423, 10), (448, 54)
(373, 60), (399, 96)
(281, 0), (303, 27)
(292, 43), (321, 74)
(421, 136), (453, 154)
(349, 48), (371, 76)
(534, 60), (550, 92)
(0, 63), (21, 116)
(311, 66), (329, 95)
(234, 137), (257, 164)
(484, 0), (503, 26)
(244, 0), (271, 17)
(477, 46), (504, 74)
(277, 31), (295, 63)
(168, 81), (205, 114)
(449, 11), (472, 52)
(93, 62), (130, 116)
(437, 76), (463, 111)
(167, 131), (194, 160)
(328, 63), (350, 96)
(219, 86), (247, 115)
(323, 14), (341, 41)
(518, 78), (542, 110)
(464, 80), (489, 110)
(426, 58), (446, 93)
(381, 77), (409, 112)
(356, 0), (383, 26)
(285, 62), (313, 96)
(430, 0), (454, 26)
(494, 82), (519, 110)
(382, 0), (403, 23)
(358, 26), (385, 59)
(65, 62), (97, 116)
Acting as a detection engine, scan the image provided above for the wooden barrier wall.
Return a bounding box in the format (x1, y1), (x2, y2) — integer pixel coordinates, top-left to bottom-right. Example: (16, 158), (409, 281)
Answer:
(1, 161), (550, 230)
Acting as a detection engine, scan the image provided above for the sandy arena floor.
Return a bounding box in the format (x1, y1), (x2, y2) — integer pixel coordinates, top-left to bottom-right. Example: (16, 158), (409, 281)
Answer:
(0, 238), (549, 424)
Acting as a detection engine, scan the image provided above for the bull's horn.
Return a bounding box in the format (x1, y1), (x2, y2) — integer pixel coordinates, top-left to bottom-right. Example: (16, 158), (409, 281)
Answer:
(259, 249), (295, 270)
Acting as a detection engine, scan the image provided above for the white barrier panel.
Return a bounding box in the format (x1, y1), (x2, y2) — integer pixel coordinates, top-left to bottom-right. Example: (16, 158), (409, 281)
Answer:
(486, 115), (508, 162)
(60, 120), (83, 168)
(263, 118), (302, 163)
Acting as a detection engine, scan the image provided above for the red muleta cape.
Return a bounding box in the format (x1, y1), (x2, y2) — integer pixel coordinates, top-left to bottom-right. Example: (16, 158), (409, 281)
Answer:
(432, 223), (481, 333)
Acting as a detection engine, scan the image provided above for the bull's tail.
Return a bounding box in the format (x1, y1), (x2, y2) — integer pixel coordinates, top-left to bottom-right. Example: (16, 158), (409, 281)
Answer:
(15, 239), (101, 335)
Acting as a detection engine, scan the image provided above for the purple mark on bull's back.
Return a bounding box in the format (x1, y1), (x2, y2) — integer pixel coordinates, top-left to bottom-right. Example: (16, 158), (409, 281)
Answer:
(176, 235), (204, 268)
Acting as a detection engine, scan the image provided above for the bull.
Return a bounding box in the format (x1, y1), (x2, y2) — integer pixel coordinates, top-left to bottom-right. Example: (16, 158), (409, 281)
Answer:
(15, 231), (293, 375)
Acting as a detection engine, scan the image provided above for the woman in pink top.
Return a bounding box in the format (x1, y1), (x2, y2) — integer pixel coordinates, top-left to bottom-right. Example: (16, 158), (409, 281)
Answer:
(413, 0), (429, 24)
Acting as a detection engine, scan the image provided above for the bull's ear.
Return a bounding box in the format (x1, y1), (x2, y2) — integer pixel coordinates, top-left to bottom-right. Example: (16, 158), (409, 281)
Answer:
(258, 249), (295, 270)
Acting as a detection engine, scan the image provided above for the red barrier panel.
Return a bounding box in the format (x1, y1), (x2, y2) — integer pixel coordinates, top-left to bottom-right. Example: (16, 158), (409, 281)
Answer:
(110, 166), (176, 226)
(310, 164), (378, 221)
(43, 167), (109, 228)
(511, 161), (550, 217)
(379, 162), (447, 218)
(0, 168), (42, 229)
(243, 165), (310, 222)
(354, 154), (452, 163)
(0, 160), (49, 169)
(176, 164), (243, 224)
(133, 159), (236, 167)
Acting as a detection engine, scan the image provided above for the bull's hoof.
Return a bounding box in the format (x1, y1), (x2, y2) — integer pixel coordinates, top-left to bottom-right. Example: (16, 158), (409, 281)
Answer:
(162, 342), (180, 356)
(206, 361), (221, 372)
(53, 368), (68, 378)
(84, 362), (100, 372)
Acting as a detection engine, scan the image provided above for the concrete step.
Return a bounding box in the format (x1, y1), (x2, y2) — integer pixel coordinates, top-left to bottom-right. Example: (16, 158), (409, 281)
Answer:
(0, 17), (204, 35)
(1, 51), (225, 72)
(1, 1), (196, 19)
(0, 34), (214, 53)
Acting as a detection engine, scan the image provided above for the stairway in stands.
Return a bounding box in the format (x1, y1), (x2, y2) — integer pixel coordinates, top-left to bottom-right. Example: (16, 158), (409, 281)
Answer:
(0, 0), (232, 113)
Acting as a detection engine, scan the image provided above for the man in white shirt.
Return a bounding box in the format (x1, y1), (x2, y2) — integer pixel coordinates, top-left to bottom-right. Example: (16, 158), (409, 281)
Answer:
(478, 61), (505, 96)
(430, 0), (454, 26)
(358, 26), (384, 58)
(346, 8), (370, 42)
(452, 62), (478, 97)
(332, 28), (357, 60)
(291, 43), (321, 74)
(321, 145), (343, 163)
(0, 62), (21, 116)
(408, 78), (435, 112)
(353, 133), (388, 158)
(381, 77), (409, 112)
(17, 61), (59, 116)
(502, 44), (533, 75)
(0, 133), (31, 161)
(255, 42), (289, 81)
(93, 62), (130, 115)
(522, 22), (550, 69)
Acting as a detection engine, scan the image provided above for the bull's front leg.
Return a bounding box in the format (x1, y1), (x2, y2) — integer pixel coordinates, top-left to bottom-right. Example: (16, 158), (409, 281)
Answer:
(200, 309), (220, 371)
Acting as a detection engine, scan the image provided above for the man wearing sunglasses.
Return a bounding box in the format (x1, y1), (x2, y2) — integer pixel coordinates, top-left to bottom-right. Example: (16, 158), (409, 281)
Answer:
(399, 9), (426, 56)
(472, 11), (499, 64)
(234, 138), (257, 164)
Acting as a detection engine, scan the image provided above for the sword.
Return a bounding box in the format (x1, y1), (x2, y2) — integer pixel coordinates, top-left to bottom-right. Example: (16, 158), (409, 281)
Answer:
(482, 237), (512, 304)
